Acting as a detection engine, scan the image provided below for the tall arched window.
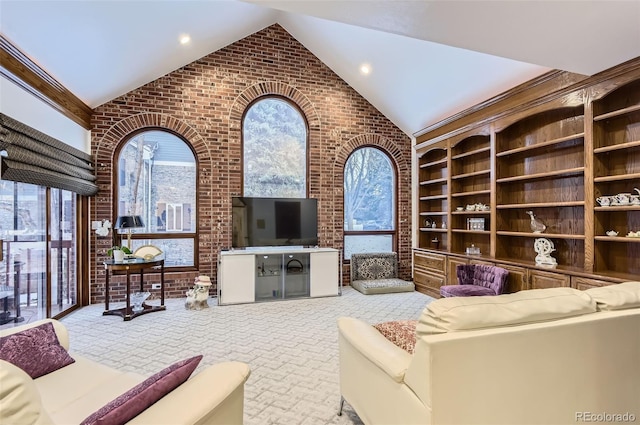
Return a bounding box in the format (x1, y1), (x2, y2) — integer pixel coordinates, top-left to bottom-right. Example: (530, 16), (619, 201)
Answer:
(116, 129), (197, 268)
(242, 97), (308, 198)
(344, 147), (396, 259)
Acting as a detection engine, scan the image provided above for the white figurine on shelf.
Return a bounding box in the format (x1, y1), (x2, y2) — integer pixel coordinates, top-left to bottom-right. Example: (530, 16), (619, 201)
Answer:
(534, 238), (557, 267)
(526, 211), (546, 233)
(185, 275), (212, 310)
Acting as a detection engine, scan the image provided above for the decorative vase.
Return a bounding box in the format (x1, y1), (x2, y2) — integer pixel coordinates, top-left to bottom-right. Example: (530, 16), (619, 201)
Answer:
(112, 249), (125, 262)
(131, 291), (150, 312)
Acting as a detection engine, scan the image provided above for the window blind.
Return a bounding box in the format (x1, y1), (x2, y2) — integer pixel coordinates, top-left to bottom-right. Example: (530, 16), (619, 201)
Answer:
(0, 113), (98, 196)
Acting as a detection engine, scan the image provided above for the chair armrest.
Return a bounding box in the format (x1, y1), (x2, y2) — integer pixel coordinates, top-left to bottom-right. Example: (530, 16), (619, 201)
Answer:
(338, 317), (412, 383)
(129, 361), (250, 425)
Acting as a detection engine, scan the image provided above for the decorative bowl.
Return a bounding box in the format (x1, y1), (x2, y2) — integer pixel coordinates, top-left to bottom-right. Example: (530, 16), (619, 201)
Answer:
(606, 230), (618, 237)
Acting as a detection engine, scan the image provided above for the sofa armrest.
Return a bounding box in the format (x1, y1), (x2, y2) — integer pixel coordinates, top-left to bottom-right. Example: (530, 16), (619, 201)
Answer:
(338, 317), (411, 383)
(129, 361), (250, 425)
(0, 319), (70, 351)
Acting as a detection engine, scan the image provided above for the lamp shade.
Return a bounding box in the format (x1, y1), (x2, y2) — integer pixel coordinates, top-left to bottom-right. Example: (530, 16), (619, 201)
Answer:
(114, 215), (144, 229)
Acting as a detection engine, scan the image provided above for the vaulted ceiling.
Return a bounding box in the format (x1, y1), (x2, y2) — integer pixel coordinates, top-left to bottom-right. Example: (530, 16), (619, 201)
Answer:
(1, 0), (638, 136)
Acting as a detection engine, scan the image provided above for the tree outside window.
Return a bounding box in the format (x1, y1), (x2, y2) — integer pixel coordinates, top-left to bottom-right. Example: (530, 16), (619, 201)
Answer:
(116, 130), (196, 267)
(344, 147), (396, 259)
(243, 97), (307, 198)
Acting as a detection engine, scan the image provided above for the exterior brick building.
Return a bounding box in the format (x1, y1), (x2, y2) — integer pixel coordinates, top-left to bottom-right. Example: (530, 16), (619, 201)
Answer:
(90, 24), (411, 303)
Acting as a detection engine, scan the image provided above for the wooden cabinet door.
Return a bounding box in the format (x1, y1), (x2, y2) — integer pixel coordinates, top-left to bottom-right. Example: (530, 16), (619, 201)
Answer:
(529, 269), (570, 289)
(496, 263), (529, 293)
(447, 256), (469, 286)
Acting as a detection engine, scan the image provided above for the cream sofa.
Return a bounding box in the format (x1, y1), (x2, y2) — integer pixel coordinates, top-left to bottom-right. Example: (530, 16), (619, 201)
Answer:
(338, 282), (640, 425)
(0, 319), (251, 425)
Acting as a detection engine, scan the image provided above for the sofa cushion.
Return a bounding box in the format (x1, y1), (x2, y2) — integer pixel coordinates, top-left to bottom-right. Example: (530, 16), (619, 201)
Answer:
(0, 322), (75, 378)
(351, 278), (415, 295)
(440, 284), (497, 297)
(373, 320), (418, 353)
(585, 281), (640, 311)
(80, 355), (202, 425)
(0, 360), (53, 425)
(416, 287), (597, 336)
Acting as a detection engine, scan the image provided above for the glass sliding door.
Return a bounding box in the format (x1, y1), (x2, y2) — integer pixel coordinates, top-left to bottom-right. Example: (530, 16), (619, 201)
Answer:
(50, 188), (77, 317)
(0, 181), (78, 327)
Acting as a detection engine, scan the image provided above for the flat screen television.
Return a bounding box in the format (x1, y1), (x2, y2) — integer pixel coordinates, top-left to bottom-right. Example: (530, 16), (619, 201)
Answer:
(232, 197), (318, 248)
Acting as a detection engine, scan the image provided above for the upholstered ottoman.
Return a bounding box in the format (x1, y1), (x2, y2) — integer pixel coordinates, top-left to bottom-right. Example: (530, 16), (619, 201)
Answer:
(350, 252), (414, 295)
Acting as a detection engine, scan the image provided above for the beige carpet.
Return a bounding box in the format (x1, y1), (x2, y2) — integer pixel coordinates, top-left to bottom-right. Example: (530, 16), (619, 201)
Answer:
(60, 286), (434, 425)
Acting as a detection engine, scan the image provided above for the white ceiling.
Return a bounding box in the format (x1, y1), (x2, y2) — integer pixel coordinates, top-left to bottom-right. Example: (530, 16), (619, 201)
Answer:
(1, 1), (639, 136)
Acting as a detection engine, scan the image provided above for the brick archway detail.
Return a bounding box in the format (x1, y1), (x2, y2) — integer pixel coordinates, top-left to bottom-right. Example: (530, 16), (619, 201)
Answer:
(228, 81), (320, 128)
(94, 113), (207, 161)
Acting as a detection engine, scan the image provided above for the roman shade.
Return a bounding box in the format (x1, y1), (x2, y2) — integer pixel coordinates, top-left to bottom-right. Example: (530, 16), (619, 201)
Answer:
(0, 113), (97, 196)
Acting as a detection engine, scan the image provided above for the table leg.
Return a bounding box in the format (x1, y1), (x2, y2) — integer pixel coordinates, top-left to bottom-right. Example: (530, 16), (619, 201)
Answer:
(161, 262), (165, 306)
(139, 269), (144, 292)
(105, 266), (110, 312)
(125, 270), (131, 319)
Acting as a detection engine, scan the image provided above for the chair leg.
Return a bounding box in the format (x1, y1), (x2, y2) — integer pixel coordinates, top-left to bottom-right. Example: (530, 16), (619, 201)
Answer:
(337, 395), (345, 416)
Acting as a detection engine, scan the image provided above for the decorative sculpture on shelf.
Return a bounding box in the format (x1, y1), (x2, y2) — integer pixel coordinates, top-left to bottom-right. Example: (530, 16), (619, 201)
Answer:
(534, 238), (557, 267)
(185, 275), (212, 310)
(526, 211), (546, 233)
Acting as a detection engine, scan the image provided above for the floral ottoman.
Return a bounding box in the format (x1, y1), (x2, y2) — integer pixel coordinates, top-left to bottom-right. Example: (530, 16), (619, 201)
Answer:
(350, 252), (414, 295)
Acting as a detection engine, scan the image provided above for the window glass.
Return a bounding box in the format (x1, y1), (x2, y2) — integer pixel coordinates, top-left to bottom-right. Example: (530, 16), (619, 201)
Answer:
(0, 182), (78, 324)
(117, 130), (196, 267)
(344, 147), (395, 231)
(243, 98), (307, 198)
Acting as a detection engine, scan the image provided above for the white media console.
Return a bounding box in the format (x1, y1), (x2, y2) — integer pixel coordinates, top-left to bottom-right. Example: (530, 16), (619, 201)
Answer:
(217, 247), (341, 305)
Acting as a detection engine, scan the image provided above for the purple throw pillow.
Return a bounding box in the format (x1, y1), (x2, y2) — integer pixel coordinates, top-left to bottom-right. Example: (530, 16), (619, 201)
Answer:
(0, 322), (75, 378)
(81, 355), (203, 425)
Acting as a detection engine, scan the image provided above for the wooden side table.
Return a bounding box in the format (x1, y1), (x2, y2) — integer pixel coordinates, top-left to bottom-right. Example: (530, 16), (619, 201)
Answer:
(103, 258), (165, 321)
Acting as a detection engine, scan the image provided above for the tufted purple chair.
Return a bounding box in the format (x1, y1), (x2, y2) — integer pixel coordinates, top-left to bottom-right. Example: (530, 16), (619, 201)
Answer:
(440, 264), (509, 297)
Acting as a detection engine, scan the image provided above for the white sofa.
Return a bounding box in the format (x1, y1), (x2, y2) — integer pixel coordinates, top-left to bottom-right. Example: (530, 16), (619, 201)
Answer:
(338, 282), (640, 425)
(0, 319), (251, 425)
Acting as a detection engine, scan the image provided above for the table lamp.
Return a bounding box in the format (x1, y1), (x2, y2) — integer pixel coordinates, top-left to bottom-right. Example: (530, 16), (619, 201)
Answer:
(114, 215), (144, 250)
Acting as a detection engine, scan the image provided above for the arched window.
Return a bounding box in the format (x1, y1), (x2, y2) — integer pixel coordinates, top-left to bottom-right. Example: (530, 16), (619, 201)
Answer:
(242, 97), (308, 198)
(116, 129), (197, 268)
(344, 147), (396, 259)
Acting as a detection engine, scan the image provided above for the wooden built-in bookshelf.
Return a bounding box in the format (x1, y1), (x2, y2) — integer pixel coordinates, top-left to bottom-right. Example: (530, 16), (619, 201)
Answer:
(412, 58), (640, 297)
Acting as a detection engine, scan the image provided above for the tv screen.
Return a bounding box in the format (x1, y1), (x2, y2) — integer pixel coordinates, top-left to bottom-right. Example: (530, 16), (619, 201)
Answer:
(232, 197), (318, 248)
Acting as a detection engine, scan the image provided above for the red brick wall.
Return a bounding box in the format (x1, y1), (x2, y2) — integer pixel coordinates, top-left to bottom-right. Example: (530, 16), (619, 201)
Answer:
(90, 24), (412, 303)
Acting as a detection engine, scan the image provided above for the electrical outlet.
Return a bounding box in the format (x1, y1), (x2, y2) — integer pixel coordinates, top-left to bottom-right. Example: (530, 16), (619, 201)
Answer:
(151, 283), (161, 290)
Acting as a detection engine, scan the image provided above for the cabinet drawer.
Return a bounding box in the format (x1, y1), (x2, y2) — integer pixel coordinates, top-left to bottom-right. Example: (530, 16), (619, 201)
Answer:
(529, 269), (570, 289)
(414, 251), (446, 274)
(571, 276), (616, 291)
(414, 270), (445, 298)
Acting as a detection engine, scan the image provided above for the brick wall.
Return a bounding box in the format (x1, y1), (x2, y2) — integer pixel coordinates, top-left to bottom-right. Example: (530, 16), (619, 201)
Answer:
(90, 24), (412, 304)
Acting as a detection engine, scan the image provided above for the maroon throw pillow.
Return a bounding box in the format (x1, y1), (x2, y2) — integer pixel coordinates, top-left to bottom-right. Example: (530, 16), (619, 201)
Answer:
(81, 355), (203, 425)
(0, 322), (75, 378)
(373, 320), (418, 354)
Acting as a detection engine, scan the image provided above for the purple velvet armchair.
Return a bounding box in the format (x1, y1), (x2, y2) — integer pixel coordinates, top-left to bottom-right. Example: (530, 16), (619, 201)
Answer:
(440, 264), (509, 297)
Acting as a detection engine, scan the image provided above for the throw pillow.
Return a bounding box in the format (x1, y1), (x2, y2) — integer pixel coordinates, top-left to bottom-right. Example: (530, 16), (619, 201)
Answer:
(0, 360), (54, 425)
(373, 320), (418, 353)
(80, 355), (203, 425)
(0, 322), (75, 378)
(585, 281), (640, 311)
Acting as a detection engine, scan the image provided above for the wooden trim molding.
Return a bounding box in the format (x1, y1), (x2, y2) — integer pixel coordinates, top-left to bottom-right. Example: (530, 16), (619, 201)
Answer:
(0, 35), (92, 130)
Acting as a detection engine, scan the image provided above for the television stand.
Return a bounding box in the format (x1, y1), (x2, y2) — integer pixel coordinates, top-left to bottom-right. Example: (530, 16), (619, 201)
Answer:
(217, 247), (341, 305)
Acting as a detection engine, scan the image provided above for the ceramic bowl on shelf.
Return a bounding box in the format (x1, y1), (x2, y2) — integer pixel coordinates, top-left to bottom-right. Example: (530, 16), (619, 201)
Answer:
(606, 230), (618, 237)
(456, 206), (464, 211)
(627, 231), (640, 238)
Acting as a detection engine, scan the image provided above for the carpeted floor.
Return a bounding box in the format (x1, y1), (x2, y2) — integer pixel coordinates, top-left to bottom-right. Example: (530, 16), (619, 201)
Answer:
(60, 286), (434, 425)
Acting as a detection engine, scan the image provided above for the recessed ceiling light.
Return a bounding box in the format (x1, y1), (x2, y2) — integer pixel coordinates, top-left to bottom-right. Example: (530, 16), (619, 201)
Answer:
(360, 64), (371, 75)
(179, 34), (191, 45)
